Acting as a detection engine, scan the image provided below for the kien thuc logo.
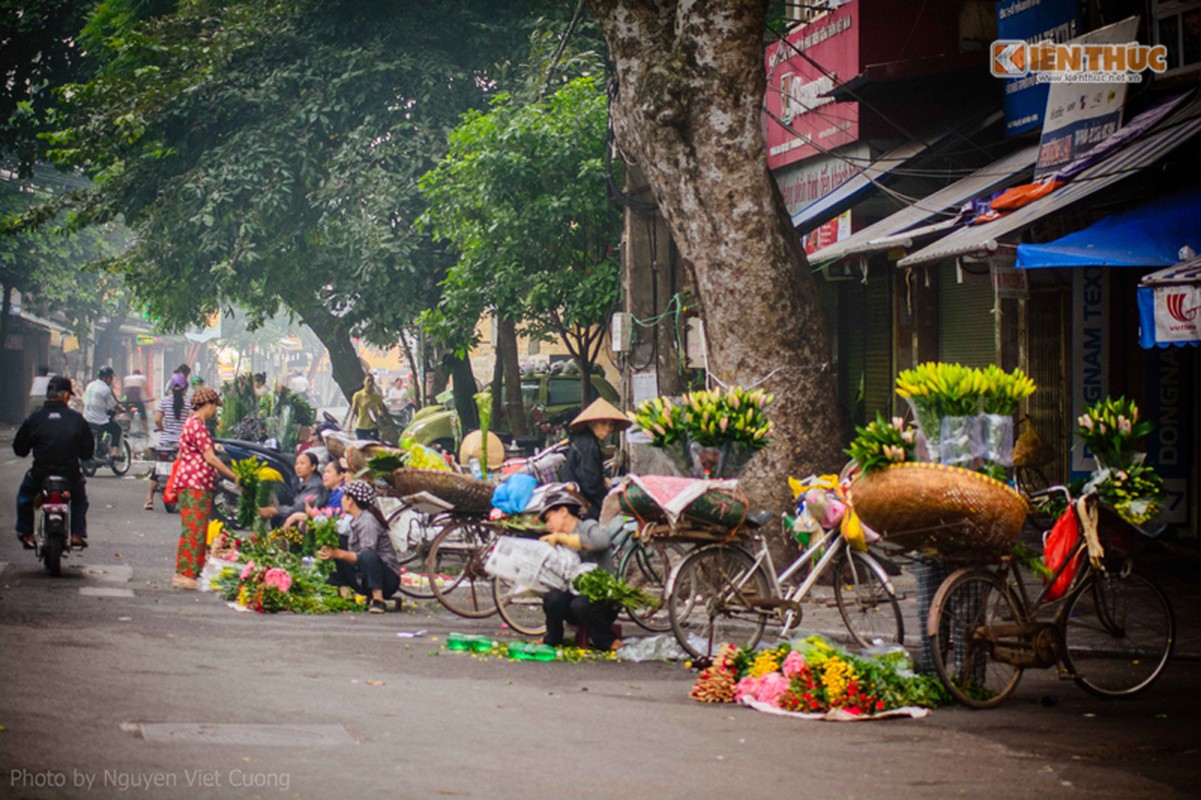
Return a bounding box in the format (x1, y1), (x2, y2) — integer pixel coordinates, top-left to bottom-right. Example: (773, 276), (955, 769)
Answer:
(1165, 292), (1199, 324)
(991, 41), (1028, 77)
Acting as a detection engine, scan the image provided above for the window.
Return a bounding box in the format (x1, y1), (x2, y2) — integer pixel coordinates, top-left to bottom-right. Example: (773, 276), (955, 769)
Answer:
(1155, 1), (1201, 72)
(546, 379), (581, 407)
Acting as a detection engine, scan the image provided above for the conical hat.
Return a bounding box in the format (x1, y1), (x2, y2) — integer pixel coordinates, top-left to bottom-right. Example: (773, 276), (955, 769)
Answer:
(569, 398), (632, 433)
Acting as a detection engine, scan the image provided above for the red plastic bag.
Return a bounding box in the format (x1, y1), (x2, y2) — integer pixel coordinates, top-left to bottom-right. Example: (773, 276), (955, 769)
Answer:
(162, 458), (182, 505)
(1043, 509), (1081, 601)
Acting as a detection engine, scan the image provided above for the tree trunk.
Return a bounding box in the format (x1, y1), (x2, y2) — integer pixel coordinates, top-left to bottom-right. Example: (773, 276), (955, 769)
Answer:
(489, 341), (505, 429)
(0, 283), (12, 363)
(298, 305), (399, 442)
(444, 352), (480, 432)
(497, 317), (527, 436)
(399, 329), (422, 408)
(93, 298), (130, 372)
(588, 0), (847, 509)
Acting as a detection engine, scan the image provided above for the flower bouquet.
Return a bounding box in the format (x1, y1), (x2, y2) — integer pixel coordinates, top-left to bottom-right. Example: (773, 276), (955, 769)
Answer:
(230, 457), (285, 531)
(214, 532), (358, 614)
(1076, 397), (1164, 526)
(629, 387), (773, 479)
(690, 636), (948, 719)
(845, 413), (917, 474)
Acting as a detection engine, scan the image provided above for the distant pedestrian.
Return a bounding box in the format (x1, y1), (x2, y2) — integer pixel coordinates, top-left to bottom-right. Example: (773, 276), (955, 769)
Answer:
(171, 387), (238, 590)
(346, 374), (387, 441)
(123, 368), (148, 423)
(145, 379), (190, 510)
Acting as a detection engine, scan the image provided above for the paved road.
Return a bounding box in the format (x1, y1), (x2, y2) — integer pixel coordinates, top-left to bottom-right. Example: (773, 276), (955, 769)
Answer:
(1, 454), (1198, 800)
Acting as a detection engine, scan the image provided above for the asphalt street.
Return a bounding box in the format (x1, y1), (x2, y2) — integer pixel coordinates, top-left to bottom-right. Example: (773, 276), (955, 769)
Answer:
(1, 451), (1199, 800)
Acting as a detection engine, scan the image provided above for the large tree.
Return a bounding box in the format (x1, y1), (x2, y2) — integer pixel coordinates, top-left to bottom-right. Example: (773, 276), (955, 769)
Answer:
(587, 0), (846, 503)
(39, 0), (565, 410)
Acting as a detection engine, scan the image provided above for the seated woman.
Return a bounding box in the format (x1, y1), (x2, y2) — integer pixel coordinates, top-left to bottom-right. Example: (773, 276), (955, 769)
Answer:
(538, 486), (623, 651)
(317, 480), (400, 614)
(259, 451), (326, 529)
(283, 458), (348, 530)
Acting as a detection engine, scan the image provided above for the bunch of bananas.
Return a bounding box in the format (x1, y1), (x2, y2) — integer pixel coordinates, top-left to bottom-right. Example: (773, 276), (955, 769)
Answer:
(628, 396), (684, 447)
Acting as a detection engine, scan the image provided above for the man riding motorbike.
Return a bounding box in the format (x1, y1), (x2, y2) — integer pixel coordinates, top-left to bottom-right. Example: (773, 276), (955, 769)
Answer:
(13, 376), (94, 549)
(84, 365), (123, 458)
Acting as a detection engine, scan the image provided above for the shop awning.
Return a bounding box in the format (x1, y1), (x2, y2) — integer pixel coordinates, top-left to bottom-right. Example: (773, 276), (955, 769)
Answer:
(1015, 186), (1201, 269)
(808, 143), (1038, 266)
(1138, 256), (1201, 349)
(791, 110), (1003, 234)
(897, 95), (1201, 268)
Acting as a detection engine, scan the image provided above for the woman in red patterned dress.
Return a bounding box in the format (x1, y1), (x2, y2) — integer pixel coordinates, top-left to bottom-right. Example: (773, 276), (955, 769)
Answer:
(172, 387), (238, 589)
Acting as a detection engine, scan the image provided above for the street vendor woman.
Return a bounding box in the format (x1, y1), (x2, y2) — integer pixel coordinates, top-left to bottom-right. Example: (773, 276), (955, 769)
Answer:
(561, 398), (631, 520)
(538, 486), (623, 651)
(316, 480), (400, 614)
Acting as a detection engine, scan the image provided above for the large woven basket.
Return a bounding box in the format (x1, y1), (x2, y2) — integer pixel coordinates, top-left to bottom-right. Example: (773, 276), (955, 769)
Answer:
(386, 468), (495, 514)
(848, 462), (1028, 560)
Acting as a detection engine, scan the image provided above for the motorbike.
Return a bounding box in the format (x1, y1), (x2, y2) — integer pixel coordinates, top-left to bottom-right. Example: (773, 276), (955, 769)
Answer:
(82, 410), (133, 477)
(153, 447), (179, 513)
(32, 475), (72, 576)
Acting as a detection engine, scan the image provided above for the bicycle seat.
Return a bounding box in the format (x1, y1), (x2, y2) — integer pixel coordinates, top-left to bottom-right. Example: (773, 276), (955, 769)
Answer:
(745, 510), (775, 529)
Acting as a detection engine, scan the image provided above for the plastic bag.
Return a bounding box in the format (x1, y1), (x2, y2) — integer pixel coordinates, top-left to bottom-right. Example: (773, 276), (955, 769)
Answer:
(492, 473), (537, 515)
(980, 414), (1015, 467)
(939, 415), (982, 467)
(162, 457), (182, 504)
(1043, 509), (1081, 602)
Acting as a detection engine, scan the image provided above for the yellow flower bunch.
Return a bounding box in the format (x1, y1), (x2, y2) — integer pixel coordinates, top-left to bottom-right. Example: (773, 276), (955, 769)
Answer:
(820, 656), (856, 703)
(258, 467), (284, 483)
(896, 362), (1035, 417)
(748, 649), (782, 679)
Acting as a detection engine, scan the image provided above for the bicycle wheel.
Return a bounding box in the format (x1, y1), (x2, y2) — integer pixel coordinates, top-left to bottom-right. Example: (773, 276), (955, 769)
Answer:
(426, 520), (500, 618)
(386, 507), (438, 600)
(493, 576), (548, 637)
(1062, 569), (1174, 698)
(929, 569), (1024, 709)
(111, 439), (133, 476)
(667, 545), (769, 660)
(832, 549), (904, 649)
(619, 539), (689, 633)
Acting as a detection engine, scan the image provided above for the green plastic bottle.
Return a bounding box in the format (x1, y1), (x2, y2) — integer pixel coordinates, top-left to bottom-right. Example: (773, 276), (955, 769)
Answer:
(506, 642), (530, 660)
(528, 644), (557, 662)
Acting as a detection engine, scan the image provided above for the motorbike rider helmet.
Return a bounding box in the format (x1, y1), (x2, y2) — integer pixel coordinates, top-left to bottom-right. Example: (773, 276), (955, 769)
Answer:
(98, 365), (115, 380)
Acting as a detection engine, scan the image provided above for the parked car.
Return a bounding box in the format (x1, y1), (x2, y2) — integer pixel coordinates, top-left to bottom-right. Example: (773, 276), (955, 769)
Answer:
(401, 372), (620, 456)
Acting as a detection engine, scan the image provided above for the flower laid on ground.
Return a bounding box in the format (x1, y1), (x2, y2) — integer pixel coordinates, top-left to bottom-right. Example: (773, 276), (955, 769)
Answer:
(690, 636), (949, 715)
(215, 533), (357, 615)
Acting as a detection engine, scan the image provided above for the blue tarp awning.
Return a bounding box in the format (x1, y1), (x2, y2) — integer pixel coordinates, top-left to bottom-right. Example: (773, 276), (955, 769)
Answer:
(1016, 186), (1201, 269)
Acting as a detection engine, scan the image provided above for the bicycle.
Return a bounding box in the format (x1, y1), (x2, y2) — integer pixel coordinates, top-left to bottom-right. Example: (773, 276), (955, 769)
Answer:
(82, 414), (133, 477)
(928, 487), (1174, 709)
(491, 518), (696, 638)
(665, 517), (904, 660)
(425, 516), (505, 619)
(380, 498), (448, 600)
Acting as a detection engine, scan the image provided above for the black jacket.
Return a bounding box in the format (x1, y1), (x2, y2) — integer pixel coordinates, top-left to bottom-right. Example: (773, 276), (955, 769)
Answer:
(562, 430), (605, 519)
(13, 400), (95, 480)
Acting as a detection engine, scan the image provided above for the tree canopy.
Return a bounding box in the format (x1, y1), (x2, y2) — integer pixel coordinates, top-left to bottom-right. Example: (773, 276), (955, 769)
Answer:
(36, 0), (574, 399)
(418, 73), (620, 379)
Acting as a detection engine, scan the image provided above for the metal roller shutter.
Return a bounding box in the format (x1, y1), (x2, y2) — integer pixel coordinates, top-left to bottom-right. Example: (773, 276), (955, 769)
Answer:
(938, 262), (996, 368)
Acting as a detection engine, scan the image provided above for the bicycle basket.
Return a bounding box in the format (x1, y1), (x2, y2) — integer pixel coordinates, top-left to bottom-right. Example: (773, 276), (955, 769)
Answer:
(848, 462), (1027, 560)
(385, 468), (495, 514)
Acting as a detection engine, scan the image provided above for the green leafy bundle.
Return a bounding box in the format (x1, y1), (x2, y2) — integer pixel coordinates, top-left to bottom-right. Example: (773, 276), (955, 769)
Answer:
(572, 569), (660, 613)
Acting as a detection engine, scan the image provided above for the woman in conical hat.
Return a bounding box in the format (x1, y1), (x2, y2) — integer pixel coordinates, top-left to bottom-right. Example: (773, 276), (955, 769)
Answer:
(562, 398), (631, 519)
